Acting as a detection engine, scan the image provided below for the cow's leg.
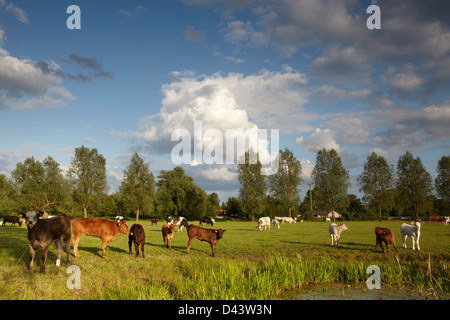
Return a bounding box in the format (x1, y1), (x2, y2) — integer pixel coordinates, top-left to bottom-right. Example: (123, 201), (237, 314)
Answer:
(141, 242), (145, 258)
(384, 240), (389, 253)
(211, 243), (216, 257)
(187, 237), (194, 254)
(411, 236), (415, 250)
(72, 234), (82, 258)
(28, 245), (35, 273)
(402, 234), (407, 248)
(416, 236), (420, 251)
(63, 236), (71, 266)
(128, 237), (133, 255)
(40, 244), (50, 273)
(101, 238), (107, 258)
(375, 238), (381, 252)
(55, 239), (62, 267)
(134, 241), (140, 257)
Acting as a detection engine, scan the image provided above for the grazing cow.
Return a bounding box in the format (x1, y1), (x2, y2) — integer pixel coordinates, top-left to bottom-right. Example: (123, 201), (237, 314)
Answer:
(23, 211), (71, 273)
(115, 216), (125, 222)
(282, 217), (296, 224)
(166, 216), (188, 232)
(274, 216), (283, 222)
(71, 218), (130, 258)
(199, 216), (215, 226)
(257, 217), (271, 231)
(375, 227), (398, 253)
(129, 224), (145, 258)
(272, 219), (280, 229)
(186, 224), (226, 257)
(400, 221), (422, 251)
(2, 215), (23, 226)
(329, 223), (348, 248)
(444, 217), (450, 225)
(162, 223), (176, 250)
(151, 219), (159, 225)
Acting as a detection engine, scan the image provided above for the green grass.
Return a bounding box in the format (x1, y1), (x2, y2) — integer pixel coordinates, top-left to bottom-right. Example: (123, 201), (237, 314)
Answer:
(0, 220), (448, 299)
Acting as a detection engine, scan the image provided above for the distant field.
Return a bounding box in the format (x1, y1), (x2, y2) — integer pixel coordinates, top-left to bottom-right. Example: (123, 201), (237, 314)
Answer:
(0, 219), (448, 299)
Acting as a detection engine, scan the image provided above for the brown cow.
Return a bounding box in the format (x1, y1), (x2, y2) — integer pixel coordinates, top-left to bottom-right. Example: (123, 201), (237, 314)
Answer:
(71, 218), (130, 258)
(186, 224), (226, 257)
(129, 224), (145, 258)
(162, 223), (176, 250)
(375, 227), (398, 253)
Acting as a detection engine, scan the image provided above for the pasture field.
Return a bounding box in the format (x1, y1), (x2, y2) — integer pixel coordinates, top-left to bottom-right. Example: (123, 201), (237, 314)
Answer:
(0, 219), (448, 300)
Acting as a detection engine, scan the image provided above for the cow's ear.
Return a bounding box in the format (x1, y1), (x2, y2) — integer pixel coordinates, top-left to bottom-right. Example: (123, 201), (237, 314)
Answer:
(38, 211), (44, 217)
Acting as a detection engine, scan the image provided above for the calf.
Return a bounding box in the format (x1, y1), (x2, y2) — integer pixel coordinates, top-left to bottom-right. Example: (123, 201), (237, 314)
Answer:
(199, 216), (215, 226)
(71, 218), (130, 258)
(272, 219), (280, 229)
(2, 215), (23, 226)
(23, 211), (71, 273)
(166, 216), (188, 232)
(375, 227), (397, 253)
(186, 224), (226, 257)
(115, 216), (125, 222)
(400, 221), (422, 251)
(162, 223), (176, 250)
(329, 223), (348, 248)
(129, 224), (145, 258)
(151, 219), (159, 225)
(257, 217), (271, 231)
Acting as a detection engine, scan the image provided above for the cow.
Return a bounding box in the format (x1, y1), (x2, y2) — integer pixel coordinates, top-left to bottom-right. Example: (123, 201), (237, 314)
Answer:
(444, 217), (450, 225)
(375, 227), (398, 253)
(2, 215), (23, 226)
(272, 219), (280, 229)
(162, 223), (176, 250)
(329, 223), (348, 248)
(400, 221), (422, 251)
(186, 224), (226, 257)
(129, 224), (145, 258)
(282, 217), (296, 224)
(115, 216), (125, 222)
(151, 219), (159, 225)
(23, 211), (71, 273)
(199, 216), (215, 226)
(166, 216), (188, 232)
(71, 218), (130, 258)
(257, 217), (271, 231)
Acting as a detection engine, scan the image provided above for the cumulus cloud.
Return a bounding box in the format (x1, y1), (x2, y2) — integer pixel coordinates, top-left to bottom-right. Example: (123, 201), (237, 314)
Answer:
(296, 128), (341, 153)
(184, 26), (205, 41)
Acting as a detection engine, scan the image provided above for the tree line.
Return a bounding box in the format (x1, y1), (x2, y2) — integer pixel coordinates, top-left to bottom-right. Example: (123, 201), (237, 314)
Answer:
(0, 145), (449, 222)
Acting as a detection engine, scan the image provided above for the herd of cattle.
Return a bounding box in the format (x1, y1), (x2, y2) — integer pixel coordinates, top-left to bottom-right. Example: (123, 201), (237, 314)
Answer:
(0, 212), (448, 273)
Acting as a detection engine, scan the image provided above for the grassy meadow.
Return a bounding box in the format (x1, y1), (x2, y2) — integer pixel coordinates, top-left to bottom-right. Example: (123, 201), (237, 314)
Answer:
(0, 219), (448, 300)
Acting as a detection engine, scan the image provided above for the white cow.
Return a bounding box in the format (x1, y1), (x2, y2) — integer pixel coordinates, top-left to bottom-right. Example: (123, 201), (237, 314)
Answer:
(272, 219), (280, 229)
(328, 223), (348, 248)
(444, 217), (450, 225)
(400, 221), (422, 250)
(257, 217), (271, 231)
(282, 217), (296, 224)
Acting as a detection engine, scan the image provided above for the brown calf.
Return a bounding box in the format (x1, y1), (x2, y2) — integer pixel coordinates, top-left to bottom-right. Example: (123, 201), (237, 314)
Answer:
(186, 224), (226, 257)
(129, 224), (145, 258)
(162, 223), (176, 250)
(71, 218), (130, 258)
(375, 227), (398, 253)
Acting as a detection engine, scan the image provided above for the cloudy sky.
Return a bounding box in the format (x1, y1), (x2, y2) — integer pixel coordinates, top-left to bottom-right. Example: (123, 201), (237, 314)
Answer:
(1, 0), (449, 203)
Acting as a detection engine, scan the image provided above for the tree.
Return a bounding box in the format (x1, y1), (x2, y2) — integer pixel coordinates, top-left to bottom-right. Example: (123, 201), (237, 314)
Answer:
(396, 151), (432, 219)
(237, 149), (266, 222)
(11, 156), (70, 216)
(435, 155), (450, 202)
(311, 148), (350, 221)
(68, 146), (108, 218)
(225, 197), (241, 218)
(206, 192), (220, 216)
(357, 152), (395, 221)
(268, 148), (302, 217)
(155, 166), (207, 220)
(119, 153), (155, 221)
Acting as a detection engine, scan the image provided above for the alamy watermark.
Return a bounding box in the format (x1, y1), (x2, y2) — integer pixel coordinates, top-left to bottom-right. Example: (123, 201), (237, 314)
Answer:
(171, 121), (280, 175)
(366, 265), (381, 290)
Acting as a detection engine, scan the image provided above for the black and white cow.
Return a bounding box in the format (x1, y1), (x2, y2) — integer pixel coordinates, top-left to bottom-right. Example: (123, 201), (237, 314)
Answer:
(23, 211), (71, 273)
(166, 216), (188, 232)
(199, 216), (215, 226)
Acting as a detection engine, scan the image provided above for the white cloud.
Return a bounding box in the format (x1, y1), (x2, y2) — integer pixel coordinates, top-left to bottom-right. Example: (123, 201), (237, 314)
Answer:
(296, 128), (341, 153)
(6, 2), (29, 23)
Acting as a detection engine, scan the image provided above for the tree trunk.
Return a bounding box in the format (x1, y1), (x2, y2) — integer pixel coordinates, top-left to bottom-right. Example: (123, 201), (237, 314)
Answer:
(83, 206), (88, 218)
(136, 209), (140, 222)
(379, 206), (382, 222)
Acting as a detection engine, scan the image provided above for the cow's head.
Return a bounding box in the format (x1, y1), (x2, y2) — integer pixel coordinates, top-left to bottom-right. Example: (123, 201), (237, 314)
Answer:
(117, 221), (130, 235)
(23, 211), (44, 229)
(214, 229), (226, 240)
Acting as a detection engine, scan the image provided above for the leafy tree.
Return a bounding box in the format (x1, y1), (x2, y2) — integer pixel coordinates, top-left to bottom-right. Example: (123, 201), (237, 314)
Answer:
(11, 156), (70, 216)
(357, 152), (395, 221)
(268, 148), (302, 217)
(155, 166), (206, 220)
(396, 151), (432, 219)
(119, 152), (155, 221)
(206, 192), (220, 216)
(237, 149), (266, 222)
(435, 155), (450, 202)
(224, 197), (241, 218)
(68, 146), (108, 218)
(311, 148), (350, 221)
(0, 174), (17, 215)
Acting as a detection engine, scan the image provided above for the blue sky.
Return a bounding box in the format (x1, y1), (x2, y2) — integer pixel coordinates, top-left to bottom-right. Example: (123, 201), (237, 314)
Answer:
(1, 0), (449, 203)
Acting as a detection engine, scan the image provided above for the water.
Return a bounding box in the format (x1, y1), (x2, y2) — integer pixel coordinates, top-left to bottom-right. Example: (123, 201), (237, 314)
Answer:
(280, 283), (429, 300)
